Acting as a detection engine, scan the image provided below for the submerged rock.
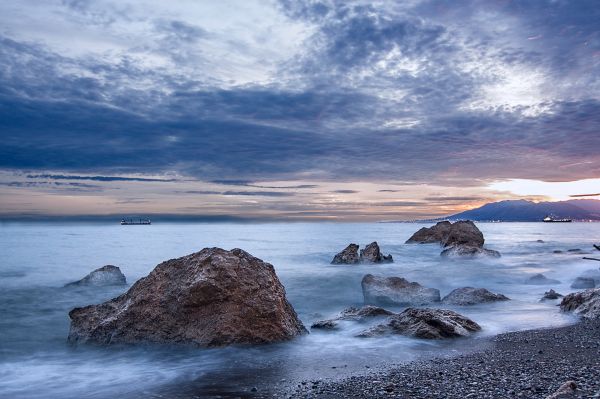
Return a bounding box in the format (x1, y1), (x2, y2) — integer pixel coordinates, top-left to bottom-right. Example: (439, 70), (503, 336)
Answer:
(570, 277), (596, 289)
(310, 305), (394, 330)
(361, 274), (440, 306)
(359, 242), (393, 263)
(357, 308), (481, 339)
(541, 289), (563, 300)
(442, 287), (509, 305)
(65, 265), (126, 287)
(560, 288), (600, 319)
(576, 269), (600, 286)
(331, 243), (360, 264)
(440, 246), (501, 258)
(525, 273), (561, 285)
(68, 247), (307, 346)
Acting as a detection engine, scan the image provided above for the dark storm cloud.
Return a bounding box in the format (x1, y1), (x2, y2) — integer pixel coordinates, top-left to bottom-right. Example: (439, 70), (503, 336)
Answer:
(0, 0), (599, 188)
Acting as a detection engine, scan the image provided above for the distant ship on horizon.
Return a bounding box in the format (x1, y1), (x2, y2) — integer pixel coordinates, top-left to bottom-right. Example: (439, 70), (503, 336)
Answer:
(120, 218), (151, 225)
(542, 215), (572, 223)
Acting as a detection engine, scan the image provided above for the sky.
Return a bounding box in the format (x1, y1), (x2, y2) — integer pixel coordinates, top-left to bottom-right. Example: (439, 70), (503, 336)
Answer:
(0, 0), (599, 221)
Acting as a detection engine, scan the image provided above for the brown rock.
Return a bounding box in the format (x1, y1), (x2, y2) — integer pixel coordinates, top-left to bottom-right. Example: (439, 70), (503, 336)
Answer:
(68, 247), (307, 346)
(331, 244), (360, 264)
(405, 221), (452, 244)
(359, 242), (393, 263)
(560, 288), (600, 319)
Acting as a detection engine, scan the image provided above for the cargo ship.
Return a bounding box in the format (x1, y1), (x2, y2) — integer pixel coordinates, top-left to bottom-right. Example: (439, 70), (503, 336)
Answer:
(542, 215), (572, 223)
(120, 218), (151, 225)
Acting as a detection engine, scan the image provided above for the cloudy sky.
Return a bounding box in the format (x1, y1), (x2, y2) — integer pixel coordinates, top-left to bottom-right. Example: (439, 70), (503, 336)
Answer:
(0, 0), (599, 220)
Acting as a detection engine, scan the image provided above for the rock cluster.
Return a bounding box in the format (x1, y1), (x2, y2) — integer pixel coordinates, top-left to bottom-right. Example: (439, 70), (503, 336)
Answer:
(311, 305), (394, 330)
(65, 265), (127, 287)
(406, 220), (500, 257)
(560, 288), (600, 319)
(68, 247), (306, 346)
(441, 287), (510, 305)
(361, 274), (440, 306)
(331, 242), (392, 264)
(358, 308), (481, 339)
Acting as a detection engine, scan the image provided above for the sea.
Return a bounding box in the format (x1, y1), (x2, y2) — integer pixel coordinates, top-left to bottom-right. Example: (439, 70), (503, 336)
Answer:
(1, 221), (598, 398)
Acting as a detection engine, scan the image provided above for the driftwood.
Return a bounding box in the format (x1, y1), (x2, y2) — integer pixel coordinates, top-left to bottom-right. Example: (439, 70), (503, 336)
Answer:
(583, 257), (600, 262)
(594, 244), (600, 252)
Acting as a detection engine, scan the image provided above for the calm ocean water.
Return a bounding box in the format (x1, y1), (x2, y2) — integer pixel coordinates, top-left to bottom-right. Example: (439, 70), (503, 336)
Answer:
(1, 222), (598, 398)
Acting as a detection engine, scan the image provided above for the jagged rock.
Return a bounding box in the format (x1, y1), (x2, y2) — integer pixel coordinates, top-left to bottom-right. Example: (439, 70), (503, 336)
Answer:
(68, 248), (307, 346)
(570, 277), (596, 289)
(310, 306), (394, 330)
(441, 287), (509, 305)
(357, 308), (481, 339)
(331, 244), (360, 264)
(440, 246), (501, 258)
(560, 288), (600, 319)
(65, 265), (126, 287)
(359, 242), (393, 263)
(361, 274), (440, 306)
(541, 289), (563, 300)
(405, 221), (452, 244)
(525, 273), (561, 285)
(545, 381), (577, 399)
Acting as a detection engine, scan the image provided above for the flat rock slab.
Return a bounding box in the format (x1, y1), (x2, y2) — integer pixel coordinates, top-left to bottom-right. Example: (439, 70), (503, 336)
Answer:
(68, 247), (307, 346)
(362, 274), (440, 306)
(442, 287), (509, 305)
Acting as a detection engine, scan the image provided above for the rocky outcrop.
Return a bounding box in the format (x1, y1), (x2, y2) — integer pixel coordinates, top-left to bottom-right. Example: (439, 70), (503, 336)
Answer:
(440, 246), (501, 258)
(331, 242), (393, 264)
(360, 242), (393, 263)
(570, 277), (596, 289)
(357, 308), (481, 339)
(560, 288), (600, 319)
(65, 265), (126, 287)
(68, 247), (307, 346)
(525, 273), (561, 285)
(441, 287), (509, 305)
(310, 305), (394, 330)
(361, 274), (440, 306)
(406, 220), (499, 258)
(541, 289), (563, 300)
(331, 244), (360, 264)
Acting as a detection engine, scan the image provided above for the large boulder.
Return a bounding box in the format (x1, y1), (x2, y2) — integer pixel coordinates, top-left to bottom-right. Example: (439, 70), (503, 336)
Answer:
(68, 248), (307, 346)
(525, 273), (561, 285)
(570, 277), (596, 289)
(359, 242), (393, 263)
(331, 244), (360, 264)
(560, 288), (600, 319)
(65, 265), (127, 287)
(405, 221), (452, 244)
(441, 221), (485, 248)
(357, 308), (481, 339)
(310, 305), (394, 330)
(361, 274), (440, 306)
(442, 287), (509, 305)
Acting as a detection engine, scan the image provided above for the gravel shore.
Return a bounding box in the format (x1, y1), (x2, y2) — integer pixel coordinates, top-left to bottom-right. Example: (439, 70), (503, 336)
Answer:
(288, 320), (600, 399)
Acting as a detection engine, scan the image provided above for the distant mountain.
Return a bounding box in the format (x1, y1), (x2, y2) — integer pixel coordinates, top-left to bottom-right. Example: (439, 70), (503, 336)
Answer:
(447, 199), (600, 221)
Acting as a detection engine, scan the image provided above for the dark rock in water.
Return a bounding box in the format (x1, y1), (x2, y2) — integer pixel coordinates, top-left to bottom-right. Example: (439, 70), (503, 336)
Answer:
(440, 246), (501, 258)
(546, 380), (577, 399)
(68, 247), (307, 346)
(310, 305), (394, 330)
(406, 220), (500, 258)
(442, 287), (509, 305)
(536, 239), (545, 243)
(570, 277), (596, 289)
(361, 274), (440, 306)
(311, 320), (339, 330)
(359, 242), (393, 263)
(357, 308), (481, 339)
(331, 244), (360, 264)
(525, 273), (561, 285)
(405, 221), (452, 244)
(553, 250), (564, 254)
(560, 288), (600, 319)
(65, 265), (126, 287)
(542, 289), (563, 300)
(567, 248), (582, 252)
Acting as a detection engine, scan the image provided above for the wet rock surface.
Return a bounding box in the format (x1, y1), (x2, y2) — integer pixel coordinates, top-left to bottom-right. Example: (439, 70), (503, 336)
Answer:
(542, 289), (563, 300)
(442, 287), (510, 305)
(311, 306), (394, 330)
(560, 288), (600, 319)
(361, 274), (440, 306)
(331, 244), (360, 264)
(357, 308), (481, 339)
(571, 277), (596, 289)
(68, 247), (307, 346)
(65, 265), (127, 287)
(405, 221), (453, 244)
(359, 242), (393, 263)
(526, 273), (561, 285)
(441, 245), (501, 258)
(288, 320), (600, 398)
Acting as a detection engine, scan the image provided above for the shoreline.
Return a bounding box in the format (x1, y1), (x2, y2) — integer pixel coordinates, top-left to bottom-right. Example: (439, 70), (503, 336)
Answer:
(284, 319), (600, 398)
